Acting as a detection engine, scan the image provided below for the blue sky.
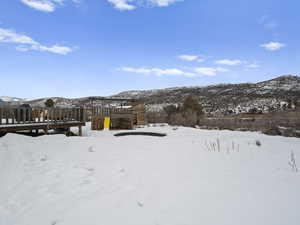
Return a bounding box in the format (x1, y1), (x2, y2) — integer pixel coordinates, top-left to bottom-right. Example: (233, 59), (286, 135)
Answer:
(0, 0), (299, 98)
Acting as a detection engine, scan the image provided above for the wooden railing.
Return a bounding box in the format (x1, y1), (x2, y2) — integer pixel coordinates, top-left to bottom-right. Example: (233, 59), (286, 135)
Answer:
(0, 107), (85, 125)
(0, 105), (144, 126)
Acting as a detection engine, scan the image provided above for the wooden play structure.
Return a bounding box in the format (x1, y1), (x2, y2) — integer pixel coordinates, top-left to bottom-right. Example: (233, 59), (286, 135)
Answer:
(91, 103), (146, 130)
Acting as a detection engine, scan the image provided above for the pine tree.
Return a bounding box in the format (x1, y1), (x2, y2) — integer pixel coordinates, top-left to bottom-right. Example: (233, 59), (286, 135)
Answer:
(45, 99), (55, 108)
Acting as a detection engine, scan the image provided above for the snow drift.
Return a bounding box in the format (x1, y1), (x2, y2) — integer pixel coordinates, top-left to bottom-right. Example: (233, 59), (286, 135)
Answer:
(0, 125), (300, 225)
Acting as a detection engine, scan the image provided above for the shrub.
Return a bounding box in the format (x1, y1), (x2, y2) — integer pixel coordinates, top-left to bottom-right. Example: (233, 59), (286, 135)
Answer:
(163, 96), (204, 127)
(182, 109), (198, 127)
(169, 112), (184, 126)
(182, 96), (204, 117)
(45, 98), (55, 108)
(263, 126), (282, 136)
(146, 111), (167, 123)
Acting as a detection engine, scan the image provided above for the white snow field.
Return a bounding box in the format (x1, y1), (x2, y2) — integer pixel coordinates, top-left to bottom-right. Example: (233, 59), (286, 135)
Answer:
(0, 124), (300, 225)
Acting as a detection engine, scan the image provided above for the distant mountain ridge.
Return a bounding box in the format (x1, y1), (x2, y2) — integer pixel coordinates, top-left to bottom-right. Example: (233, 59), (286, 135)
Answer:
(0, 96), (26, 102)
(113, 75), (300, 114)
(1, 75), (300, 115)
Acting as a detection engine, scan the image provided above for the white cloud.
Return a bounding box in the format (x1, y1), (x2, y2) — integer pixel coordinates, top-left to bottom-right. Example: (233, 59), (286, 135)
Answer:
(260, 42), (286, 51)
(178, 55), (199, 61)
(72, 0), (81, 4)
(19, 0), (80, 12)
(107, 0), (136, 10)
(108, 0), (182, 10)
(121, 65), (229, 77)
(215, 58), (260, 69)
(20, 0), (181, 12)
(215, 59), (243, 66)
(17, 44), (74, 55)
(31, 44), (74, 55)
(150, 0), (182, 7)
(0, 28), (37, 45)
(246, 63), (260, 68)
(178, 54), (206, 62)
(0, 28), (74, 55)
(121, 67), (196, 77)
(20, 0), (57, 12)
(194, 67), (229, 76)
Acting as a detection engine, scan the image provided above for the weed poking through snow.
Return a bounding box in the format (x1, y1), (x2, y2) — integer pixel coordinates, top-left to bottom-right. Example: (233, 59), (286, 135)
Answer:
(204, 140), (218, 152)
(289, 151), (298, 172)
(217, 138), (220, 152)
(204, 139), (239, 153)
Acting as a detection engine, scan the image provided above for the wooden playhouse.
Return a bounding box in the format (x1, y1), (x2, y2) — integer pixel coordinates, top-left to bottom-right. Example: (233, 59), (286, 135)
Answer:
(91, 102), (146, 130)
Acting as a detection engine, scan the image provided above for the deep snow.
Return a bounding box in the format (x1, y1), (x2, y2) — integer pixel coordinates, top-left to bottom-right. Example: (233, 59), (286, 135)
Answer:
(0, 124), (300, 225)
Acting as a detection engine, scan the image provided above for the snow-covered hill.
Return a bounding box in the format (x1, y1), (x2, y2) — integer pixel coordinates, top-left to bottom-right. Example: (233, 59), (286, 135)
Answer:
(2, 75), (300, 115)
(0, 96), (25, 103)
(113, 75), (300, 114)
(114, 75), (300, 99)
(0, 125), (300, 225)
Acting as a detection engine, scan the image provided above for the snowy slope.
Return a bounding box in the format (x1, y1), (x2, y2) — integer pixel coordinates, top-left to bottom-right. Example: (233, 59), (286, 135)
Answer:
(2, 75), (300, 114)
(113, 75), (300, 113)
(0, 96), (25, 102)
(0, 125), (300, 225)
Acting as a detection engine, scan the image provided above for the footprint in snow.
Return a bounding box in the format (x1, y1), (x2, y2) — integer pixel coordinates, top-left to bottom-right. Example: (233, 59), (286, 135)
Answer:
(51, 220), (58, 225)
(0, 143), (8, 150)
(88, 146), (94, 152)
(80, 179), (91, 185)
(87, 168), (95, 172)
(41, 155), (48, 161)
(137, 201), (144, 207)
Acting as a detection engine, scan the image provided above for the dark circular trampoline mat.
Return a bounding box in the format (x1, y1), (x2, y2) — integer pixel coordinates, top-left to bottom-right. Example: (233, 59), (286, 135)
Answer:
(114, 132), (167, 137)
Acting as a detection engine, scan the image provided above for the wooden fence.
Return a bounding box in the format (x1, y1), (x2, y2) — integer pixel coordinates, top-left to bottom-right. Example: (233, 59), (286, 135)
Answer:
(200, 117), (300, 130)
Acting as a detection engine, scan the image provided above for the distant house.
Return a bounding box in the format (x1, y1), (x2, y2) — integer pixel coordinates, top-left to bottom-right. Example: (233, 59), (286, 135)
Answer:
(0, 99), (6, 106)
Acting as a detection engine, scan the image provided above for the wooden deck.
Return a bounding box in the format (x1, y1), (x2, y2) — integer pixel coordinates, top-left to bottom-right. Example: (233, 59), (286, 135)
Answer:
(0, 107), (86, 136)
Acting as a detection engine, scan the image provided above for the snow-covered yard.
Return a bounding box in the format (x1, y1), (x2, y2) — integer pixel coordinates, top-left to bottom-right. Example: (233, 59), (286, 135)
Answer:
(0, 124), (300, 225)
